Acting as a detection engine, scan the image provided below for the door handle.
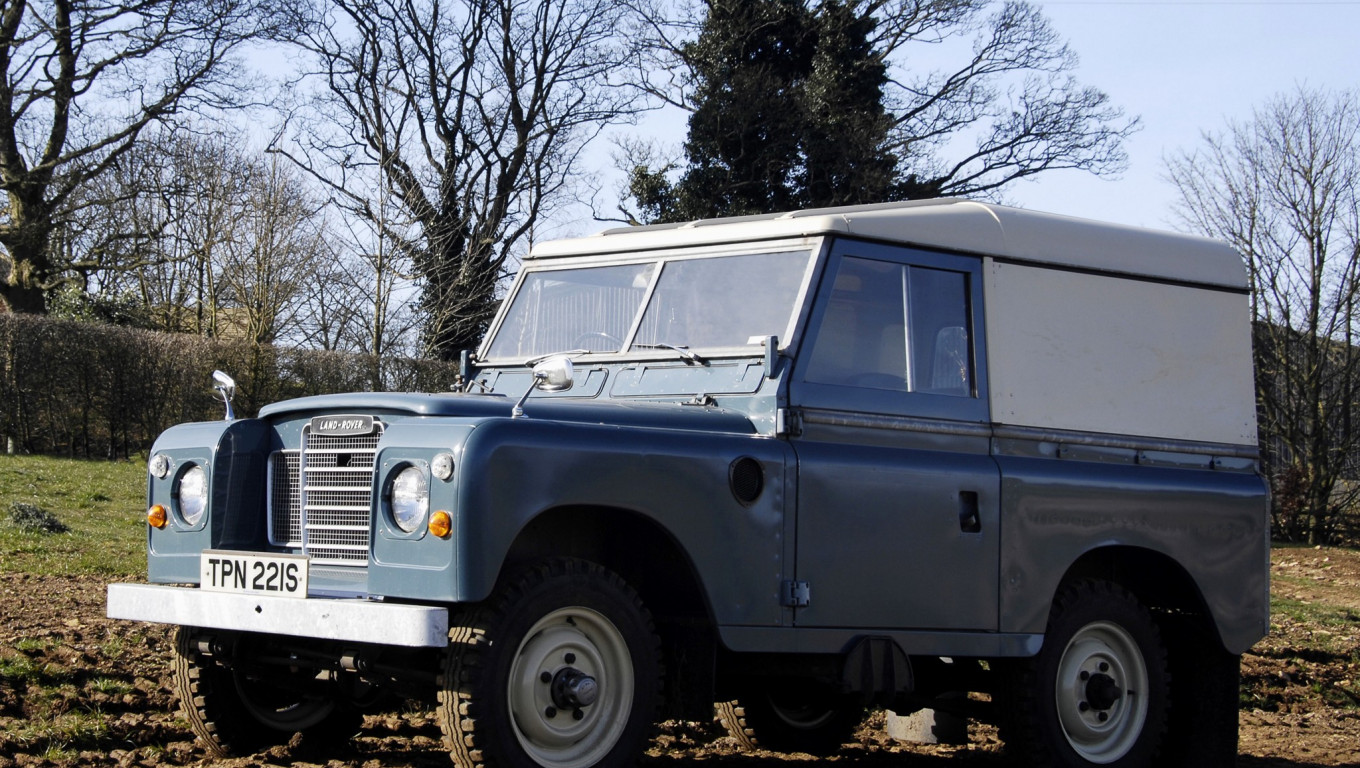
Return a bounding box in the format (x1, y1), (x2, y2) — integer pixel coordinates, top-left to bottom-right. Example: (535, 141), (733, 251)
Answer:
(958, 491), (981, 533)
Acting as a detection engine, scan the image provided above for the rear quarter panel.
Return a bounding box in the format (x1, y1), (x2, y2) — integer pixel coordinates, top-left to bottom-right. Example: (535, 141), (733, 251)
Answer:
(996, 445), (1270, 654)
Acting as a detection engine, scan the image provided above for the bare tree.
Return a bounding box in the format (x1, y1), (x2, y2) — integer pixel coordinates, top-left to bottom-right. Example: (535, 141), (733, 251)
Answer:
(136, 135), (249, 337)
(216, 153), (327, 346)
(1167, 87), (1360, 545)
(77, 132), (253, 336)
(295, 248), (363, 353)
(293, 170), (423, 389)
(342, 178), (422, 377)
(72, 130), (334, 351)
(280, 0), (643, 360)
(0, 0), (297, 314)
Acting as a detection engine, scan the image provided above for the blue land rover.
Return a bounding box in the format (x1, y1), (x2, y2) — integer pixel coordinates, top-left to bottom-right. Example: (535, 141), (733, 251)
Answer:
(109, 200), (1267, 768)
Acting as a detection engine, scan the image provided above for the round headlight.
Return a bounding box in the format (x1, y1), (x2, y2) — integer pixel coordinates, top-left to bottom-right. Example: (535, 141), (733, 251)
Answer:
(175, 465), (208, 526)
(391, 466), (429, 533)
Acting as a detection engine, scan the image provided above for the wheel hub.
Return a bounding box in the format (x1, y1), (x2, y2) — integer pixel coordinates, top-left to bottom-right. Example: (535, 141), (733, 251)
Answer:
(551, 667), (600, 709)
(1083, 671), (1122, 711)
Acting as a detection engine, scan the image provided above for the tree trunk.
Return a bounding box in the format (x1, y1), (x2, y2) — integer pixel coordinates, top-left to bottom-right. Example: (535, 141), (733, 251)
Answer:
(1, 207), (58, 314)
(1309, 485), (1333, 546)
(1, 280), (46, 313)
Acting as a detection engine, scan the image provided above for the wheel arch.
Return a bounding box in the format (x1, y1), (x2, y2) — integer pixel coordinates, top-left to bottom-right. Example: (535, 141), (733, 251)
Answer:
(1057, 545), (1226, 652)
(500, 505), (711, 619)
(499, 504), (720, 719)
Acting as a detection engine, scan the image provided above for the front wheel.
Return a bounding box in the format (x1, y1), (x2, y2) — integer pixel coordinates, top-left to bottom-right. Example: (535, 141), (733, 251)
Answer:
(172, 627), (360, 757)
(438, 559), (661, 768)
(1001, 580), (1170, 767)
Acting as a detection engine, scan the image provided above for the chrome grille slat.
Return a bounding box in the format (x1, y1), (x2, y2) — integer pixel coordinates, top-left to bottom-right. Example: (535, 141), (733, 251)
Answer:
(268, 419), (381, 567)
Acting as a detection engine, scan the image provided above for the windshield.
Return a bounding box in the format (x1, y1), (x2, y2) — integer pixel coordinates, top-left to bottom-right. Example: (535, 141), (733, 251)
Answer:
(483, 249), (815, 361)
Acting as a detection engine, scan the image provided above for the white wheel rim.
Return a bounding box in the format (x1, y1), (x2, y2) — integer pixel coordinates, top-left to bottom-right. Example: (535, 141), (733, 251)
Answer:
(508, 606), (634, 768)
(1054, 620), (1150, 764)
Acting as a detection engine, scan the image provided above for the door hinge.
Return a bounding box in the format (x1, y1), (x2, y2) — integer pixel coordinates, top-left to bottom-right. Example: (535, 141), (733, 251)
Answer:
(781, 580), (810, 608)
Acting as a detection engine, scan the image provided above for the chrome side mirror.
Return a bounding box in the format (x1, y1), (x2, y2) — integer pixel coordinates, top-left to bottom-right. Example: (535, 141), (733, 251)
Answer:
(212, 370), (237, 421)
(512, 356), (575, 418)
(533, 355), (575, 392)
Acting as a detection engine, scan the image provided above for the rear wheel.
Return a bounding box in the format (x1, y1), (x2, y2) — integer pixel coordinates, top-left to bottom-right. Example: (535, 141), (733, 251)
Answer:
(172, 627), (360, 757)
(1162, 618), (1241, 767)
(716, 679), (864, 755)
(438, 559), (661, 768)
(1001, 580), (1170, 767)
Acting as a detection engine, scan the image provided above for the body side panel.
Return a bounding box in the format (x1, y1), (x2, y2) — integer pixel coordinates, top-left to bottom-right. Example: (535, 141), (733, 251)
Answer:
(984, 260), (1258, 446)
(790, 420), (1001, 631)
(996, 443), (1270, 654)
(454, 418), (791, 627)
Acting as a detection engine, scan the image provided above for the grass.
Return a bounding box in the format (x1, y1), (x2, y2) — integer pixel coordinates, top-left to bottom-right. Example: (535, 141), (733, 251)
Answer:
(0, 454), (146, 578)
(14, 637), (52, 653)
(0, 650), (42, 684)
(88, 677), (134, 696)
(1248, 550), (1360, 713)
(1270, 594), (1360, 631)
(98, 634), (131, 661)
(10, 708), (112, 751)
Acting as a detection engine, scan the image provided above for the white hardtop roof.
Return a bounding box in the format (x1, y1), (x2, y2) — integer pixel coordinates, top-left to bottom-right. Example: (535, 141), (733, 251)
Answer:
(529, 199), (1248, 290)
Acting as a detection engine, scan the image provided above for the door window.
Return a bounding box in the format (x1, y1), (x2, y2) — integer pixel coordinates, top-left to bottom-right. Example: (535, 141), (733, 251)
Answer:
(804, 256), (973, 395)
(794, 244), (987, 422)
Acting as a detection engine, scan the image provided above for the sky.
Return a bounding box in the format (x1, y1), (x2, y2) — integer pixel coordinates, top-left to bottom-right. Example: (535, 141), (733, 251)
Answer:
(584, 0), (1360, 238)
(984, 0), (1360, 230)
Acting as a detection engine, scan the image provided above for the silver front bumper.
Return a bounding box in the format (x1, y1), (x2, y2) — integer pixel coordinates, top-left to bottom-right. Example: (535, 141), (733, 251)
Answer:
(106, 583), (449, 647)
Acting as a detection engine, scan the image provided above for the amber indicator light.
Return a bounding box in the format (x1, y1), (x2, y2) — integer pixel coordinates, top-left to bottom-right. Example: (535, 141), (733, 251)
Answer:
(429, 510), (452, 538)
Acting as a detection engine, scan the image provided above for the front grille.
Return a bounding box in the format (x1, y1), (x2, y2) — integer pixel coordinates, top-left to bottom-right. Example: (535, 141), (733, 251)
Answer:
(270, 452), (302, 545)
(268, 421), (382, 566)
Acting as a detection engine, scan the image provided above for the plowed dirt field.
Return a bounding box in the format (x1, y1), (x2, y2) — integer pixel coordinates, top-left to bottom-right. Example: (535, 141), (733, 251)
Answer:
(2, 548), (1357, 767)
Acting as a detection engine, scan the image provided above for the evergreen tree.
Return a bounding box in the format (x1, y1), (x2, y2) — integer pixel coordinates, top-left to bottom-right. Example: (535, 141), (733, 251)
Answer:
(678, 0), (815, 219)
(630, 0), (892, 221)
(799, 0), (896, 207)
(413, 201), (478, 361)
(626, 0), (1136, 222)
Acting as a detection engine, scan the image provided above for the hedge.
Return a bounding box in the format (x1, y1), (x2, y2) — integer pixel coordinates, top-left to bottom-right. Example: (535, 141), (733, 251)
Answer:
(0, 314), (459, 458)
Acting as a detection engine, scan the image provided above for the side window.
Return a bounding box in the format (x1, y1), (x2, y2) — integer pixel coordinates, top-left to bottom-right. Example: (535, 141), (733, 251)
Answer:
(804, 256), (974, 396)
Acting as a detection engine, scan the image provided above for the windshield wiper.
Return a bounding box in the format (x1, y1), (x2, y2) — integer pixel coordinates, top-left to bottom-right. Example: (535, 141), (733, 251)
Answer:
(524, 349), (590, 366)
(633, 343), (709, 366)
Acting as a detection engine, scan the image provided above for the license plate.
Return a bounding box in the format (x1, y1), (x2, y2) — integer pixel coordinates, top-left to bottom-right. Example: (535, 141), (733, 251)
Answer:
(200, 550), (309, 598)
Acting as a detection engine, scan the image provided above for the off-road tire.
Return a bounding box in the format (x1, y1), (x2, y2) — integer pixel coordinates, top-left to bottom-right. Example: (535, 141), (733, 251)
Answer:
(172, 626), (360, 758)
(1161, 616), (1240, 767)
(437, 559), (662, 768)
(715, 682), (865, 756)
(1000, 579), (1170, 767)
